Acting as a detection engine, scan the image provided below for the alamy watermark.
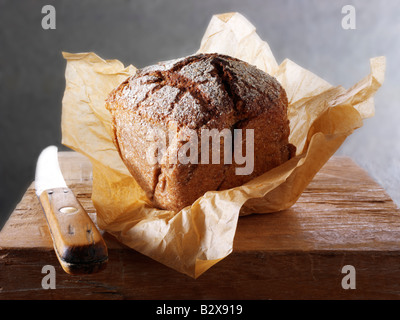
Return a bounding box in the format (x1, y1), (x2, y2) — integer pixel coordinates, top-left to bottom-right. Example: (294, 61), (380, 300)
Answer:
(41, 4), (356, 31)
(145, 124), (255, 176)
(341, 265), (356, 289)
(41, 5), (56, 30)
(342, 5), (356, 30)
(41, 265), (56, 289)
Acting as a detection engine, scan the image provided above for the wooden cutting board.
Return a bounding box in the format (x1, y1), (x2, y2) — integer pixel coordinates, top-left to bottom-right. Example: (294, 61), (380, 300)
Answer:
(0, 152), (400, 300)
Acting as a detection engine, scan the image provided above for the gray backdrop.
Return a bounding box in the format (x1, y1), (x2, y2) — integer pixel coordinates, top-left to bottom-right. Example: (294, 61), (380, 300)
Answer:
(1, 0), (399, 228)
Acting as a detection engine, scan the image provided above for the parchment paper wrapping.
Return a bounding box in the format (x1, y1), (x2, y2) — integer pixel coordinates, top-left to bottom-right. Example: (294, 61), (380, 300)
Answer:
(61, 12), (385, 278)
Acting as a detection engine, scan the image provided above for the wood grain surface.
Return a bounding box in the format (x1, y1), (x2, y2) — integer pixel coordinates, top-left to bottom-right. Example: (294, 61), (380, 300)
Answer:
(0, 152), (400, 300)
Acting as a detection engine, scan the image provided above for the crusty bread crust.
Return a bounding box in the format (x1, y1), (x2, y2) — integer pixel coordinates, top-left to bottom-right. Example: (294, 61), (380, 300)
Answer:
(106, 53), (295, 211)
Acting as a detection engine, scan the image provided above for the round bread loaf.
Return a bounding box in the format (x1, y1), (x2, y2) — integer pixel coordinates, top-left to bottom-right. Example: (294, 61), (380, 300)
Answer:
(106, 53), (296, 211)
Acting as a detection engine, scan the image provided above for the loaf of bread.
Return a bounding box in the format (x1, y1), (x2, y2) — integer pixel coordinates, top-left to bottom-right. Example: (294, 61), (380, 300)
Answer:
(106, 53), (296, 212)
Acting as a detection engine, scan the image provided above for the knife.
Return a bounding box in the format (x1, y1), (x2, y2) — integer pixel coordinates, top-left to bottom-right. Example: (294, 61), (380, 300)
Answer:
(35, 145), (108, 275)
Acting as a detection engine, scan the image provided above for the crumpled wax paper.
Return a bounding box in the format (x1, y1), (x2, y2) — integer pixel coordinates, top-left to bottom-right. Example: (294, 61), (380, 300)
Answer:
(61, 12), (386, 278)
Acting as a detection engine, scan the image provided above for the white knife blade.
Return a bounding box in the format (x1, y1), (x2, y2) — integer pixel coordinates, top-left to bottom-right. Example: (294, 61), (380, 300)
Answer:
(35, 145), (67, 197)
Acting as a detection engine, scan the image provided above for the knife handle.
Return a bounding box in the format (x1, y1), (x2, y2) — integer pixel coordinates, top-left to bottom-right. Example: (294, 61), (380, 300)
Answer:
(39, 187), (108, 275)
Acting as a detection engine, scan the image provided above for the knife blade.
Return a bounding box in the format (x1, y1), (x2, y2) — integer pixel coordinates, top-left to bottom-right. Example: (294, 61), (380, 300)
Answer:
(35, 145), (108, 275)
